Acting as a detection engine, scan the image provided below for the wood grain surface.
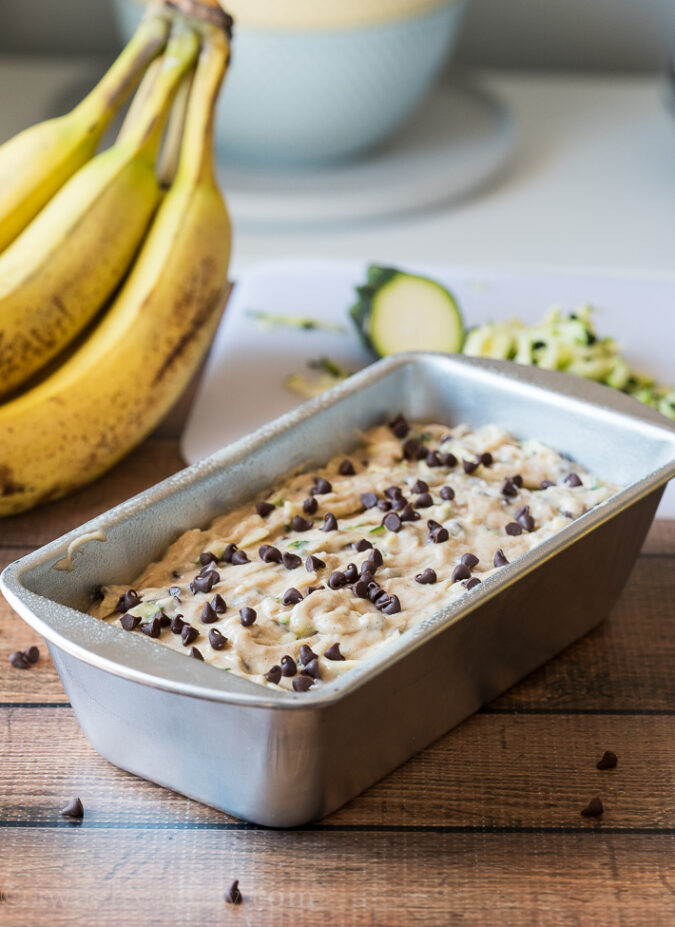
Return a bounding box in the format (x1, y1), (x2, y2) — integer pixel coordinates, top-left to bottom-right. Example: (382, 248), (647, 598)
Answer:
(0, 371), (673, 927)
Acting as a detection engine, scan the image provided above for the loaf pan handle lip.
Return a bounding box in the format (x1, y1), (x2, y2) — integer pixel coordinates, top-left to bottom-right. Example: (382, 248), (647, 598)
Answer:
(2, 353), (674, 709)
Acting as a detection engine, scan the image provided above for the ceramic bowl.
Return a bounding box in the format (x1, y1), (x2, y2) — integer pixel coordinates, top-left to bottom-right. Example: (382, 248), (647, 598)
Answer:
(113, 0), (468, 165)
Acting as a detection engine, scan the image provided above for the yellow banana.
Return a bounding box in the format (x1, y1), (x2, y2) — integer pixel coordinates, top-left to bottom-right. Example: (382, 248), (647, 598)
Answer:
(0, 25), (232, 517)
(0, 11), (169, 254)
(0, 26), (199, 399)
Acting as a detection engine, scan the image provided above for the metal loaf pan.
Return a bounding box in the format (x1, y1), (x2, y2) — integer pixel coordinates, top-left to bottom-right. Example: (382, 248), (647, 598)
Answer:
(2, 355), (674, 827)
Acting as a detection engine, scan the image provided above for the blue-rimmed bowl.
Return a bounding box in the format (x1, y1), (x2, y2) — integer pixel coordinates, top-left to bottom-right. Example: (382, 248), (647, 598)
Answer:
(113, 0), (468, 165)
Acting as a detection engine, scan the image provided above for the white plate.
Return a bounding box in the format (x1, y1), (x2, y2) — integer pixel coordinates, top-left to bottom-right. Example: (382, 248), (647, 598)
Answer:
(217, 79), (516, 226)
(182, 258), (675, 516)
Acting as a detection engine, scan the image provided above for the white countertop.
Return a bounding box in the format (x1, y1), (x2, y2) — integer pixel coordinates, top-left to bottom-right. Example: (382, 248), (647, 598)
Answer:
(1, 58), (673, 277)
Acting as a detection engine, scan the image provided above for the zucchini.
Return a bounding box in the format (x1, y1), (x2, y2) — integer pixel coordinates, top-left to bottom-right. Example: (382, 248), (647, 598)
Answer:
(350, 265), (464, 357)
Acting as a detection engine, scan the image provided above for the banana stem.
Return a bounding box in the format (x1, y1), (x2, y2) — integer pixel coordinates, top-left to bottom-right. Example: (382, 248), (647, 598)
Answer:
(72, 14), (171, 132)
(117, 57), (164, 144)
(175, 25), (230, 186)
(115, 26), (200, 160)
(157, 70), (194, 187)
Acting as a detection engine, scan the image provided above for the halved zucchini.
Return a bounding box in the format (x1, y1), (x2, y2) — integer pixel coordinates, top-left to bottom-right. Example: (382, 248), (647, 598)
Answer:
(350, 265), (464, 357)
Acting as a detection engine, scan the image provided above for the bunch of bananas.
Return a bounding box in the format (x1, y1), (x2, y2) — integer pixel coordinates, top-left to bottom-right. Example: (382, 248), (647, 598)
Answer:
(0, 0), (233, 517)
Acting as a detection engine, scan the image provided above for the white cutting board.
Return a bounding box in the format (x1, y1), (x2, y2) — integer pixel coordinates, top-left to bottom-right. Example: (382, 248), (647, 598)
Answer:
(182, 259), (675, 516)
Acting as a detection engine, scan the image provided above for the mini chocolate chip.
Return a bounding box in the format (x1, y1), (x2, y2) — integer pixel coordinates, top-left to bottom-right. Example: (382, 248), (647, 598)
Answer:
(171, 614), (185, 634)
(400, 502), (420, 522)
(451, 563), (471, 582)
(305, 585), (324, 596)
(171, 570), (181, 579)
(414, 492), (433, 508)
(299, 644), (317, 665)
(291, 515), (313, 532)
(505, 522), (522, 536)
(201, 602), (218, 624)
(403, 438), (420, 459)
(540, 480), (556, 490)
(61, 798), (84, 819)
(325, 642), (345, 661)
(411, 478), (429, 493)
(293, 675), (314, 692)
(415, 568), (437, 584)
(239, 607), (257, 626)
(385, 485), (403, 500)
(391, 496), (407, 511)
(343, 563), (359, 583)
(389, 413), (409, 438)
(361, 492), (378, 509)
(338, 459), (355, 476)
(414, 446), (428, 460)
(231, 550), (249, 565)
(493, 548), (509, 567)
(255, 501), (275, 518)
(581, 796), (604, 818)
(511, 474), (523, 488)
(190, 646), (204, 661)
(306, 554), (326, 572)
(221, 543), (237, 563)
(208, 628), (227, 650)
(225, 880), (242, 905)
(212, 594), (226, 614)
(383, 512), (401, 532)
(597, 750), (618, 770)
(328, 571), (347, 589)
(9, 651), (29, 669)
(354, 538), (373, 552)
(427, 519), (441, 531)
(158, 612), (171, 628)
(259, 544), (282, 564)
(426, 451), (442, 467)
(181, 625), (198, 646)
(303, 496), (318, 515)
(120, 613), (141, 631)
(360, 561), (377, 579)
(24, 645), (40, 664)
(501, 479), (518, 497)
(565, 472), (583, 487)
(189, 570), (220, 595)
(462, 459), (478, 474)
(380, 594), (401, 615)
(368, 582), (383, 602)
(377, 499), (392, 512)
(282, 587), (303, 605)
(372, 588), (389, 608)
(441, 452), (458, 468)
(353, 580), (370, 598)
(431, 527), (449, 544)
(461, 552), (479, 569)
(312, 477), (332, 495)
(440, 485), (455, 501)
(301, 658), (321, 679)
(115, 589), (141, 613)
(480, 452), (493, 467)
(321, 512), (338, 531)
(371, 548), (383, 566)
(140, 616), (161, 638)
(465, 577), (482, 590)
(516, 506), (535, 531)
(265, 665), (281, 685)
(280, 655), (297, 677)
(282, 551), (302, 570)
(199, 551), (218, 566)
(169, 585), (182, 598)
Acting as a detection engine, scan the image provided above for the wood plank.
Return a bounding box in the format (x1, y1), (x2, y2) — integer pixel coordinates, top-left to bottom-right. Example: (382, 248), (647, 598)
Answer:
(2, 549), (672, 710)
(0, 829), (673, 927)
(0, 708), (672, 829)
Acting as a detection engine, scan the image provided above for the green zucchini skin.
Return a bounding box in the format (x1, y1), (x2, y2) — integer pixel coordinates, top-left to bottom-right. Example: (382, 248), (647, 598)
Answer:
(349, 264), (464, 358)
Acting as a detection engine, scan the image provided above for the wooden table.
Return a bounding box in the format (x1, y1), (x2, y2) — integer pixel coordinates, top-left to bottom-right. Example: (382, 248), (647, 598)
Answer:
(1, 379), (673, 926)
